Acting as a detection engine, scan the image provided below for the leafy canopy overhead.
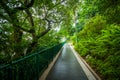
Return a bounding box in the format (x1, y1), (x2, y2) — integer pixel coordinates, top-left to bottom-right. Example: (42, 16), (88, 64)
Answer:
(0, 0), (80, 61)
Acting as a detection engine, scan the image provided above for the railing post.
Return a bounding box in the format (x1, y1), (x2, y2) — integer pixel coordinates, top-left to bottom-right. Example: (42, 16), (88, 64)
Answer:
(0, 43), (65, 80)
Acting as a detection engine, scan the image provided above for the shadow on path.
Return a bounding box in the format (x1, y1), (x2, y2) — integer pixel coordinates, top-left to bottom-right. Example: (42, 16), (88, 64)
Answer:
(46, 44), (88, 80)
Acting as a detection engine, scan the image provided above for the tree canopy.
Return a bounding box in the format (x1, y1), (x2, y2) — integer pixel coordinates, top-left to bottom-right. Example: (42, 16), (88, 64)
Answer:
(0, 0), (120, 79)
(0, 0), (79, 61)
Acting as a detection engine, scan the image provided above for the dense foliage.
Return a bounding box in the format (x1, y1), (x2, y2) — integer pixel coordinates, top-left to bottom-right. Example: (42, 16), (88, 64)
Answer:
(0, 0), (79, 63)
(71, 0), (120, 80)
(0, 0), (120, 79)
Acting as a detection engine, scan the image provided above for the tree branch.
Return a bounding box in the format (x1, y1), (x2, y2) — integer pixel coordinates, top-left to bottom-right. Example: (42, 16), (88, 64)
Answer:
(15, 0), (34, 10)
(21, 15), (29, 26)
(37, 19), (51, 38)
(0, 13), (11, 23)
(49, 18), (62, 23)
(25, 9), (34, 26)
(48, 0), (65, 10)
(0, 1), (12, 16)
(12, 24), (30, 33)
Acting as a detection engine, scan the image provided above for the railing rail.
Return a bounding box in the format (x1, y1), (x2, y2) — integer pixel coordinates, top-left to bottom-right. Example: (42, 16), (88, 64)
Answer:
(0, 42), (65, 80)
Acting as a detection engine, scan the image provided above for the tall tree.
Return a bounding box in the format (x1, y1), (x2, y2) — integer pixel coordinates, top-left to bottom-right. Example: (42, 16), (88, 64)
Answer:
(0, 0), (80, 60)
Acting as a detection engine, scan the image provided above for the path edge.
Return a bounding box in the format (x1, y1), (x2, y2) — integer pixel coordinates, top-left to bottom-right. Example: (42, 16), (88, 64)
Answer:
(70, 44), (101, 80)
(39, 47), (63, 80)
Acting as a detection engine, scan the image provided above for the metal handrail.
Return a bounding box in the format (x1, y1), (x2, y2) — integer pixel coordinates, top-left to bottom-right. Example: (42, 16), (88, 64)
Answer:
(0, 42), (65, 80)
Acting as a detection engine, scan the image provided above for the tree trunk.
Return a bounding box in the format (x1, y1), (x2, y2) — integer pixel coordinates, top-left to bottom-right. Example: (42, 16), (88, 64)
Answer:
(12, 27), (23, 59)
(26, 36), (39, 54)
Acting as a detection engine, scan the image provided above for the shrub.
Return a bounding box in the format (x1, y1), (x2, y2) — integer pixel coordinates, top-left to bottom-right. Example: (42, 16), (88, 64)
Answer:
(73, 15), (120, 80)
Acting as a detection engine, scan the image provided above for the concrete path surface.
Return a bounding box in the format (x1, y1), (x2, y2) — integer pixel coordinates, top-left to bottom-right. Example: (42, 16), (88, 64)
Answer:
(46, 44), (89, 80)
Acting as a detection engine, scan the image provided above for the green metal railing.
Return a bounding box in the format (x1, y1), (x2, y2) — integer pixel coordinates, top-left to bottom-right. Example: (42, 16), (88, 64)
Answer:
(0, 42), (65, 80)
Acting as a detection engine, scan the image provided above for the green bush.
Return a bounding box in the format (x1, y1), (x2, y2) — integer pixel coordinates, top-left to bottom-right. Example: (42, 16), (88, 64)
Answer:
(73, 15), (120, 80)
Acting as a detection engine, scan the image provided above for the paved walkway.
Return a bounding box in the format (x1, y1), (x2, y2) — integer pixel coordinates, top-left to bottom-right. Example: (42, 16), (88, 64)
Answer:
(46, 44), (88, 80)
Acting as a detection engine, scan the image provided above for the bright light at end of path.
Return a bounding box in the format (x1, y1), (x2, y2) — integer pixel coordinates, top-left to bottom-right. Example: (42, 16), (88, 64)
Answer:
(61, 37), (66, 42)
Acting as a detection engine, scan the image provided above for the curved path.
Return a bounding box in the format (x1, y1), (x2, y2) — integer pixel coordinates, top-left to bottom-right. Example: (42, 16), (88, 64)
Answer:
(46, 44), (88, 80)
